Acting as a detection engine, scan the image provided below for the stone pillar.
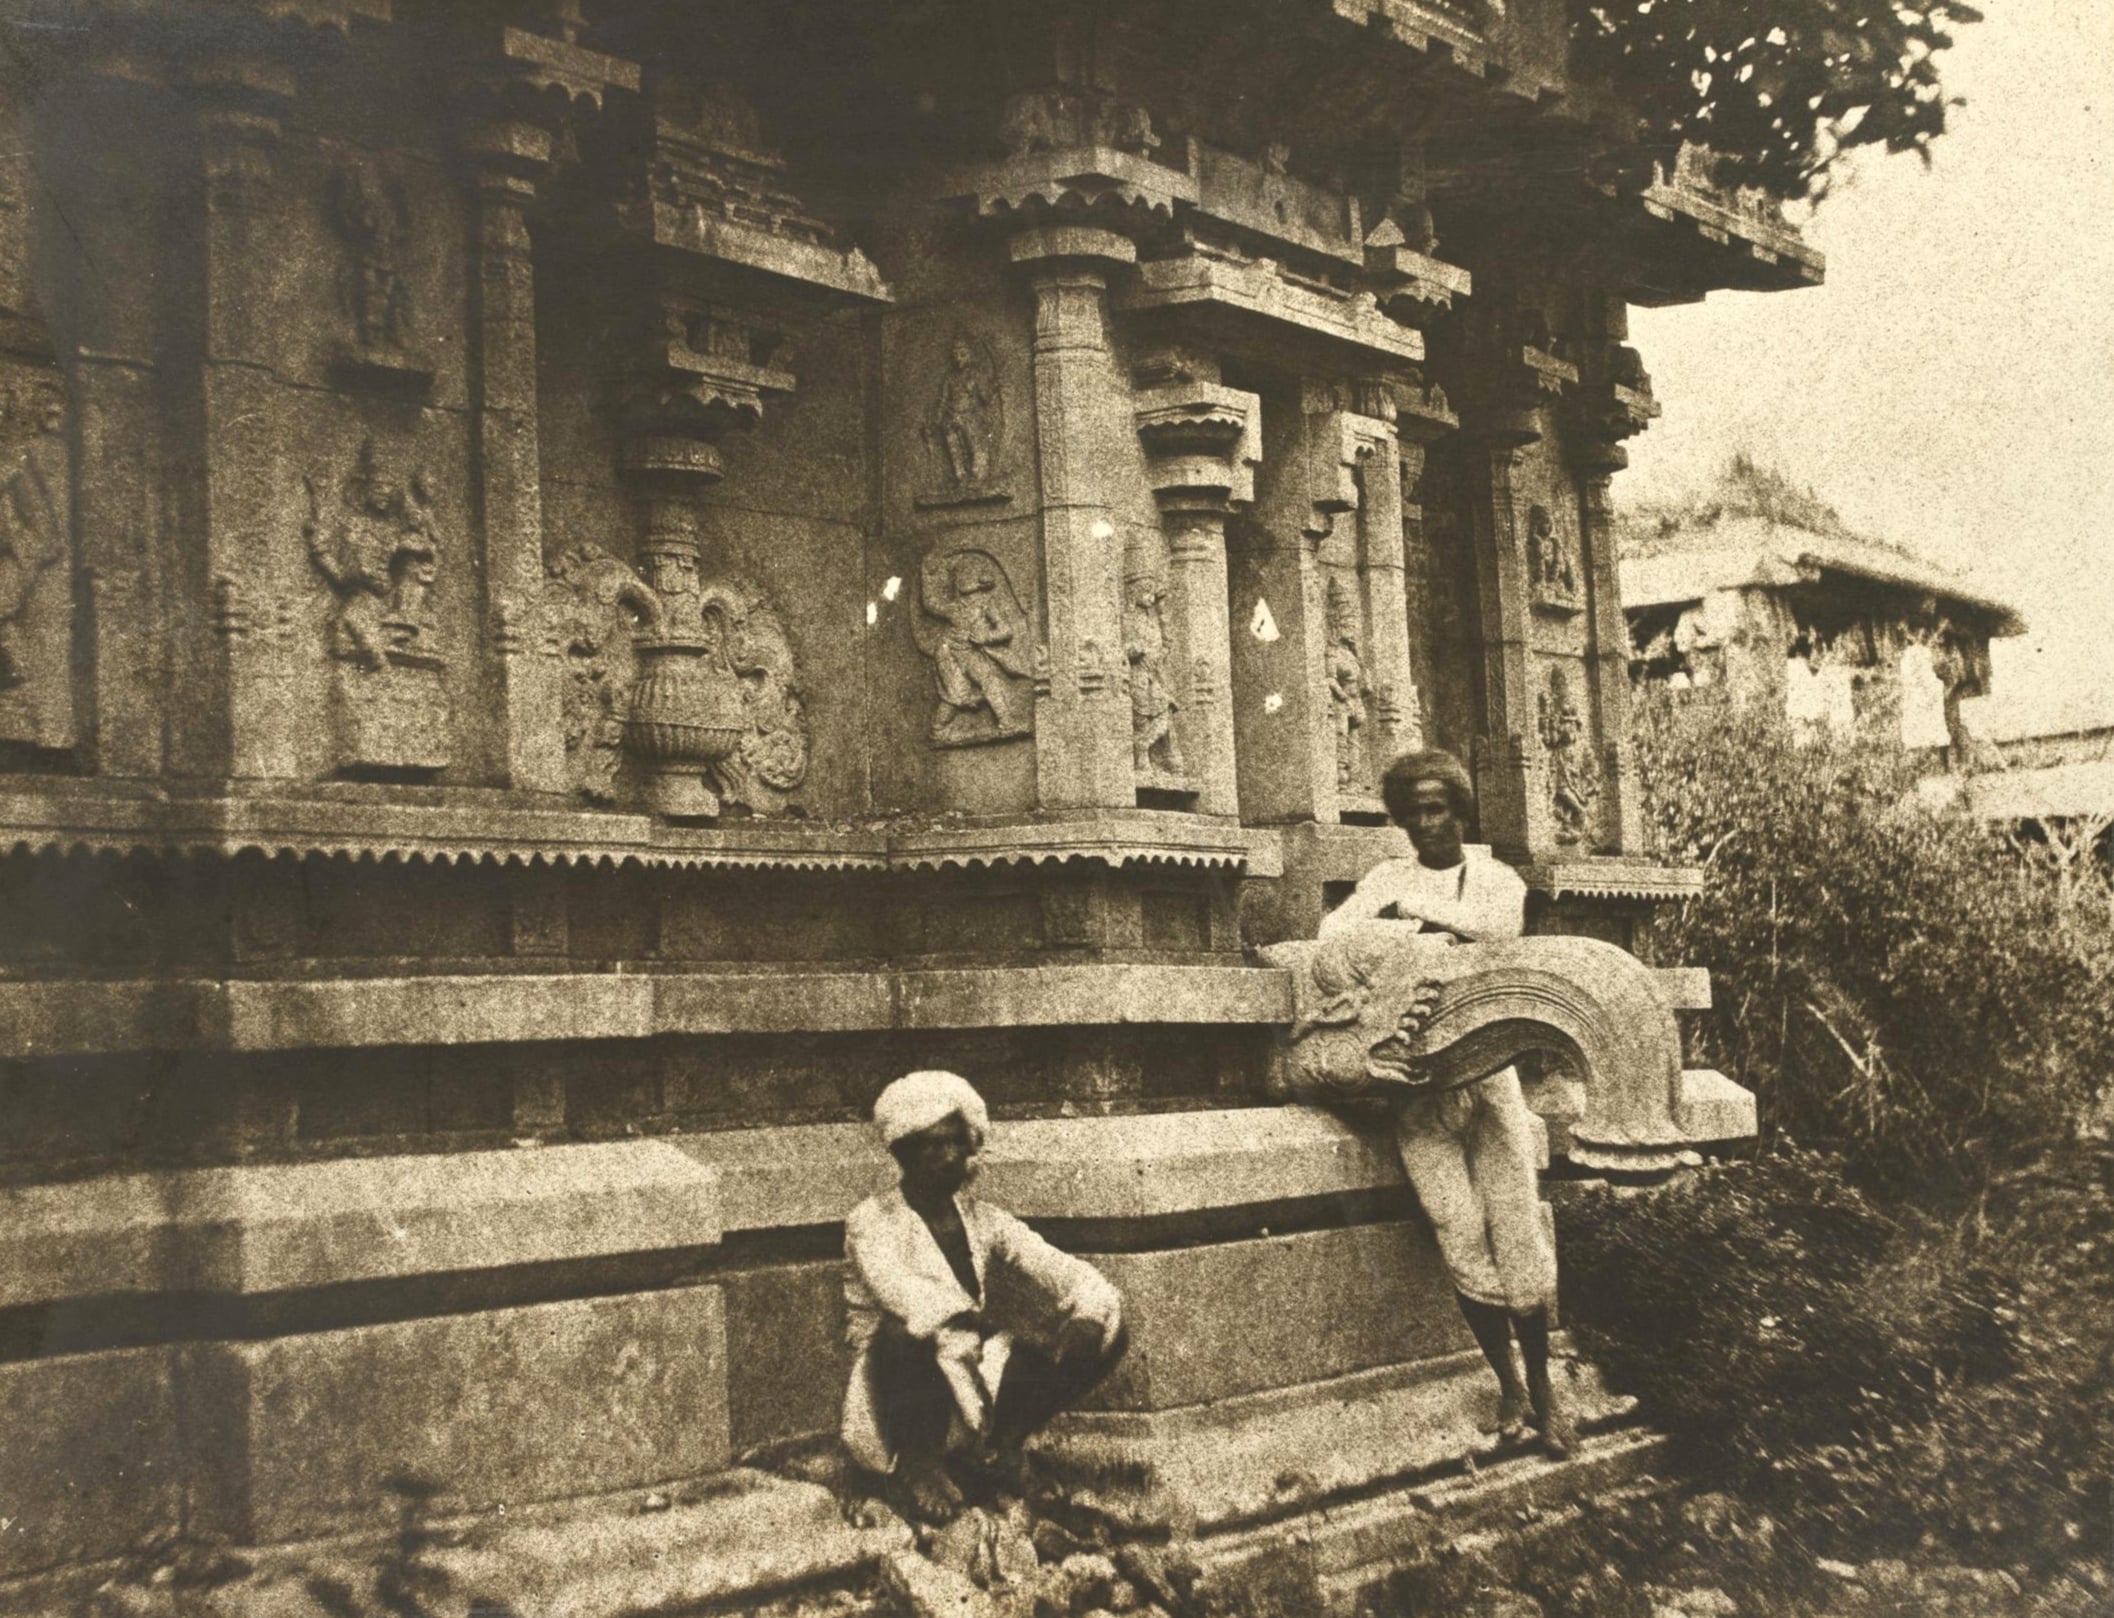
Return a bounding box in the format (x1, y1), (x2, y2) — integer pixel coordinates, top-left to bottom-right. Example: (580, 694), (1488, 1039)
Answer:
(186, 50), (305, 782)
(1349, 394), (1422, 774)
(1133, 363), (1259, 818)
(1566, 299), (1662, 856)
(461, 114), (566, 793)
(1011, 226), (1137, 812)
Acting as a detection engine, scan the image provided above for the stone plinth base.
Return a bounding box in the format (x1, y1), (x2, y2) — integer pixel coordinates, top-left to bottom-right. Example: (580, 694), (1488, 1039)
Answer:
(1040, 1346), (1631, 1535)
(0, 1347), (181, 1577)
(185, 1287), (731, 1544)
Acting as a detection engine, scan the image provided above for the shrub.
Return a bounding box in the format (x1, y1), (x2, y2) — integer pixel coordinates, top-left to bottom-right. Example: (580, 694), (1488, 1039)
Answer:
(1559, 1146), (2114, 1579)
(1633, 690), (2114, 1201)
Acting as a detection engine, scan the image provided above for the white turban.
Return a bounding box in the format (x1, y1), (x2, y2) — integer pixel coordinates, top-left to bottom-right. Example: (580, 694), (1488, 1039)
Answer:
(872, 1070), (989, 1148)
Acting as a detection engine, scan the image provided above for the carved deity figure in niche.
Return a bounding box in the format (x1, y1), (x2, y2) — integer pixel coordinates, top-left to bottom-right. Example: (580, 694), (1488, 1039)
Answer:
(1123, 533), (1184, 780)
(1526, 503), (1578, 605)
(305, 437), (442, 671)
(0, 364), (73, 749)
(1537, 665), (1600, 846)
(330, 159), (416, 361)
(923, 330), (1003, 497)
(1326, 575), (1372, 792)
(0, 370), (67, 691)
(913, 545), (1034, 746)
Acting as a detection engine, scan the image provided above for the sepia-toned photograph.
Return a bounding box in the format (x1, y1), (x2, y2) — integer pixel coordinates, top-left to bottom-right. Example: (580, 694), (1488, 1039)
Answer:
(0, 1), (2107, 1614)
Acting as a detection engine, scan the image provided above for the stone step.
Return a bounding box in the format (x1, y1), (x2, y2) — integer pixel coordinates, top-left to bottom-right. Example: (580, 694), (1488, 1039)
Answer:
(1197, 1428), (1673, 1617)
(28, 1471), (909, 1618)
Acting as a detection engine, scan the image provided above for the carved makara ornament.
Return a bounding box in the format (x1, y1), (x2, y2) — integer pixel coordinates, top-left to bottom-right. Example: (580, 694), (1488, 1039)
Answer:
(0, 364), (73, 749)
(542, 544), (808, 817)
(912, 545), (1034, 747)
(1123, 528), (1184, 781)
(1325, 575), (1371, 792)
(1264, 927), (1451, 1102)
(304, 437), (449, 772)
(1537, 664), (1600, 846)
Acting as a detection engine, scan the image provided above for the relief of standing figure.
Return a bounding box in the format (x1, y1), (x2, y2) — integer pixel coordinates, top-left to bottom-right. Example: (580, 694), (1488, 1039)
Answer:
(926, 332), (1002, 493)
(914, 547), (1034, 746)
(1124, 540), (1184, 779)
(1326, 575), (1372, 791)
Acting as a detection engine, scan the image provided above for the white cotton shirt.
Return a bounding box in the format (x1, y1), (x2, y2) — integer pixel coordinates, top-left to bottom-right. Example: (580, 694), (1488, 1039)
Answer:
(1317, 844), (1528, 944)
(840, 1185), (1122, 1471)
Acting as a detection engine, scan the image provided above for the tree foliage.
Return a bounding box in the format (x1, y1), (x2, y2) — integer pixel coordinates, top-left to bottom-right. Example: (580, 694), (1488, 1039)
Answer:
(1572, 0), (1983, 199)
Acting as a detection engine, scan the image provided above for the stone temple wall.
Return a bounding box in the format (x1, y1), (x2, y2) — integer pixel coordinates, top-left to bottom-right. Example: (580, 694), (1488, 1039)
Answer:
(0, 0), (1799, 1598)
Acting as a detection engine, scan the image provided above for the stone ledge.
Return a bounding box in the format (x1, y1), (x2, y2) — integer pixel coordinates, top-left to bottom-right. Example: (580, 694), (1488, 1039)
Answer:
(0, 1140), (722, 1309)
(0, 964), (1292, 1055)
(682, 1107), (1410, 1233)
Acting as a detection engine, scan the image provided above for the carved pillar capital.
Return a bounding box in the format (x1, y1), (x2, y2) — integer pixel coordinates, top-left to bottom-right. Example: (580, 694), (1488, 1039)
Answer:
(1133, 372), (1261, 515)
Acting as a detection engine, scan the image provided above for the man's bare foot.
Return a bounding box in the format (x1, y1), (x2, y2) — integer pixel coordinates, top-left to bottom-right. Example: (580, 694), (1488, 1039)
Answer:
(1494, 1387), (1531, 1443)
(892, 1450), (967, 1524)
(1529, 1378), (1576, 1459)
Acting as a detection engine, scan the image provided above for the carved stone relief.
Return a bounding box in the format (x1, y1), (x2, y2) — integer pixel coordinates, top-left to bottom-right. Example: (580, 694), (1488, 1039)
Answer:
(1325, 574), (1372, 793)
(0, 362), (72, 751)
(304, 437), (449, 773)
(998, 88), (1160, 158)
(327, 156), (431, 389)
(542, 543), (810, 816)
(1537, 663), (1600, 847)
(916, 329), (1008, 508)
(1526, 501), (1581, 612)
(912, 543), (1035, 746)
(1123, 526), (1185, 784)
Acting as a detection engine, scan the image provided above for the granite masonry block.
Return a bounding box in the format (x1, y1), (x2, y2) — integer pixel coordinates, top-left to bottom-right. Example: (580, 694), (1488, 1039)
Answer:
(186, 1287), (729, 1543)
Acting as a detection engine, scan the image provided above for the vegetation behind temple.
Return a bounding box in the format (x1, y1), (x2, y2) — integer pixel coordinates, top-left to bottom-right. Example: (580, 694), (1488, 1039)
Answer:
(1501, 693), (2114, 1614)
(1632, 688), (2112, 1200)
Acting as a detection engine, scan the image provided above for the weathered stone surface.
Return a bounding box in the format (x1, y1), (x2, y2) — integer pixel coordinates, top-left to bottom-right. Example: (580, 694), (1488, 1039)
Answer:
(1043, 1350), (1633, 1532)
(0, 1141), (721, 1309)
(186, 1287), (729, 1543)
(0, 1347), (179, 1576)
(1091, 1221), (1470, 1411)
(880, 1548), (994, 1618)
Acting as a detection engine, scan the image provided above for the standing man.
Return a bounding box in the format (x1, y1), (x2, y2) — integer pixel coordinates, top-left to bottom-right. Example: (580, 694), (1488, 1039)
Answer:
(842, 1071), (1128, 1522)
(1319, 750), (1573, 1456)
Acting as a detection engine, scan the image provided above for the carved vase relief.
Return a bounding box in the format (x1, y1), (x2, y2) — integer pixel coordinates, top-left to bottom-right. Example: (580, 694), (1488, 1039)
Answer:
(1526, 501), (1581, 612)
(1537, 664), (1600, 847)
(543, 544), (809, 818)
(327, 156), (431, 389)
(1123, 527), (1185, 785)
(916, 329), (1008, 508)
(1325, 575), (1372, 793)
(305, 437), (449, 774)
(912, 544), (1034, 747)
(0, 362), (72, 752)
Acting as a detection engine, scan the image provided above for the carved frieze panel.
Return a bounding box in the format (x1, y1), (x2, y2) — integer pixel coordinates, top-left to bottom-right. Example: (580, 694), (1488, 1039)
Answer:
(542, 543), (810, 816)
(915, 328), (1010, 509)
(1323, 573), (1374, 797)
(1537, 662), (1601, 849)
(911, 542), (1035, 747)
(1123, 525), (1187, 789)
(0, 361), (72, 753)
(326, 155), (433, 392)
(304, 436), (449, 774)
(1526, 500), (1582, 615)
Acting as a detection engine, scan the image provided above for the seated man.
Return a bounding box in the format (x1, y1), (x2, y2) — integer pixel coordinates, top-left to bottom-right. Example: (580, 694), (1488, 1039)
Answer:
(842, 1070), (1128, 1521)
(1320, 749), (1573, 1456)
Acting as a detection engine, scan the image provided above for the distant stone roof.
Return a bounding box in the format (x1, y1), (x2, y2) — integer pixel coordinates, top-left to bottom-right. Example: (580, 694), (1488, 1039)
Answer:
(1616, 456), (2026, 636)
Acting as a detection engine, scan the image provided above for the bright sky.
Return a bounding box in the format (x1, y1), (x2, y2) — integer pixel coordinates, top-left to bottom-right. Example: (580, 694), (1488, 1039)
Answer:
(1621, 0), (2114, 740)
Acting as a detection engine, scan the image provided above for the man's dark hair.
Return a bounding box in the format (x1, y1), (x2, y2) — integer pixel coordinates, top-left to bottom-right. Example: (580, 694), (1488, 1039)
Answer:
(1381, 748), (1476, 827)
